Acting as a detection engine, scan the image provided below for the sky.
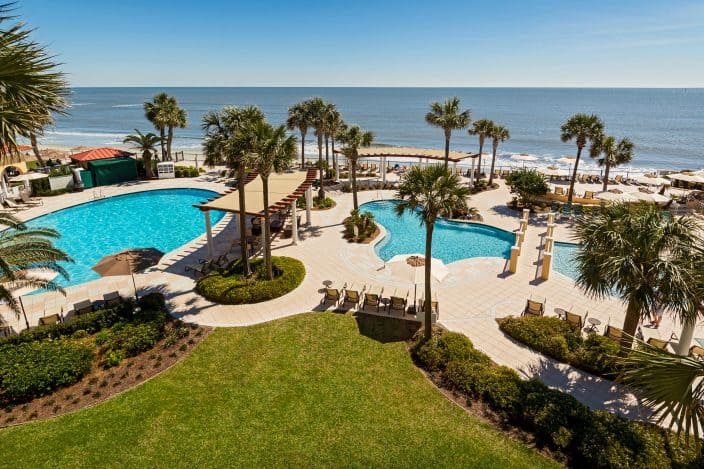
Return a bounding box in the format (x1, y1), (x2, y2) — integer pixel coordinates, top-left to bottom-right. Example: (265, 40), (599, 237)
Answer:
(18, 0), (704, 87)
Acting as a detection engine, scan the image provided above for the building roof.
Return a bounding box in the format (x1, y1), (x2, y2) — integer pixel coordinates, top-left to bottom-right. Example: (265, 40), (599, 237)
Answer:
(333, 146), (479, 162)
(70, 147), (134, 162)
(198, 169), (317, 216)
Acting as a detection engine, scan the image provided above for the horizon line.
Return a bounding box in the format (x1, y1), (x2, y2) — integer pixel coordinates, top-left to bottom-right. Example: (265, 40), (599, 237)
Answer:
(68, 85), (704, 89)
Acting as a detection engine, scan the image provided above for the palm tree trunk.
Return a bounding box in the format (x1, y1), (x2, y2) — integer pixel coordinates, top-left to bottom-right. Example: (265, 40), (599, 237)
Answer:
(331, 136), (338, 181)
(443, 133), (450, 169)
(159, 128), (166, 161)
(29, 134), (44, 167)
(477, 138), (484, 178)
(300, 130), (306, 167)
(143, 151), (153, 179)
(325, 135), (330, 166)
(351, 156), (358, 211)
(237, 166), (250, 276)
(567, 146), (582, 204)
(262, 176), (273, 280)
(620, 301), (641, 357)
(489, 141), (498, 186)
(317, 134), (325, 199)
(166, 126), (174, 160)
(424, 222), (435, 341)
(602, 163), (610, 192)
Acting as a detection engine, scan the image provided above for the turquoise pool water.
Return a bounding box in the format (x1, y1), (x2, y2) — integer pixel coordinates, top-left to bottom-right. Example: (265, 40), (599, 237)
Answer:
(552, 241), (580, 280)
(25, 189), (224, 288)
(361, 200), (515, 263)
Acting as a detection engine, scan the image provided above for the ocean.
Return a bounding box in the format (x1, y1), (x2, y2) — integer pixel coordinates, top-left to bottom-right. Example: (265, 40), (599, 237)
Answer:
(42, 87), (704, 172)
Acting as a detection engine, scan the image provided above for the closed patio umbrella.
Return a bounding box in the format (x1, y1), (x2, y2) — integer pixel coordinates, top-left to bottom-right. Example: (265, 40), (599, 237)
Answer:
(92, 248), (164, 299)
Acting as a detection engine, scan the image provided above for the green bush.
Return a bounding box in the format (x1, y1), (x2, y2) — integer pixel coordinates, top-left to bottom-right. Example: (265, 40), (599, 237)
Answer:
(195, 256), (305, 305)
(412, 332), (490, 372)
(0, 339), (94, 404)
(174, 166), (200, 178)
(505, 169), (549, 207)
(571, 334), (621, 377)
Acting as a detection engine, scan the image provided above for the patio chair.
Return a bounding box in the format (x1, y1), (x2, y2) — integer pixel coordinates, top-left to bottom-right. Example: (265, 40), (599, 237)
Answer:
(388, 289), (408, 316)
(614, 175), (624, 184)
(102, 291), (122, 308)
(522, 296), (545, 318)
(646, 337), (669, 350)
(2, 199), (28, 211)
(419, 292), (439, 316)
(572, 204), (583, 217)
(362, 288), (383, 312)
(38, 313), (61, 326)
(689, 345), (704, 361)
(342, 284), (363, 309)
(321, 287), (341, 306)
(583, 191), (595, 199)
(185, 260), (213, 279)
(565, 310), (586, 332)
(554, 186), (565, 196)
(20, 191), (42, 206)
(604, 324), (623, 342)
(73, 299), (94, 316)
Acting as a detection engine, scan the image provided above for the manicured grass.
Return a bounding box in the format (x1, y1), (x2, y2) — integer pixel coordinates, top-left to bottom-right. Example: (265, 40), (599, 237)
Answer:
(0, 313), (557, 468)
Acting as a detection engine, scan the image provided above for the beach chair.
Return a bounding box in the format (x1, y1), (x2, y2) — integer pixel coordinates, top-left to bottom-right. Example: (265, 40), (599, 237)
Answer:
(561, 203), (573, 218)
(565, 310), (587, 332)
(341, 283), (363, 309)
(614, 175), (624, 185)
(3, 199), (28, 211)
(583, 191), (595, 199)
(20, 191), (42, 206)
(646, 337), (669, 350)
(419, 293), (439, 316)
(604, 324), (623, 342)
(73, 299), (94, 316)
(102, 291), (122, 308)
(689, 345), (704, 361)
(39, 313), (61, 326)
(554, 186), (565, 196)
(185, 260), (213, 279)
(321, 287), (341, 306)
(572, 204), (583, 217)
(522, 296), (545, 318)
(388, 289), (408, 316)
(362, 287), (383, 312)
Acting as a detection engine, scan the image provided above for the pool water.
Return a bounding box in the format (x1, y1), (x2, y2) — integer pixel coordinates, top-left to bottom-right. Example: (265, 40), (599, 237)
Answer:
(26, 188), (224, 288)
(552, 242), (580, 280)
(361, 200), (515, 263)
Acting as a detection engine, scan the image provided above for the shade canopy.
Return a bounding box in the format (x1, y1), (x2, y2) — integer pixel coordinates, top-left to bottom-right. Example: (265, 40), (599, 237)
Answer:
(333, 146), (478, 163)
(8, 172), (48, 182)
(385, 254), (448, 284)
(634, 174), (670, 186)
(71, 147), (134, 163)
(667, 172), (704, 184)
(510, 153), (537, 161)
(199, 169), (316, 216)
(595, 190), (639, 202)
(629, 190), (670, 203)
(92, 248), (164, 277)
(540, 167), (568, 177)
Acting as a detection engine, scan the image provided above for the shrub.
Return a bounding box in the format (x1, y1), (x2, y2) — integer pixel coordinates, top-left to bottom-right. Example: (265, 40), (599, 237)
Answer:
(505, 169), (549, 207)
(343, 209), (377, 242)
(412, 332), (490, 372)
(571, 334), (621, 377)
(0, 340), (94, 404)
(195, 256), (305, 304)
(174, 166), (200, 178)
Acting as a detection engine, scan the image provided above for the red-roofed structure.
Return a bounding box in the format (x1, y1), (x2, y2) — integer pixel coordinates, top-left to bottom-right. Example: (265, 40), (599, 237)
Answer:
(70, 147), (134, 163)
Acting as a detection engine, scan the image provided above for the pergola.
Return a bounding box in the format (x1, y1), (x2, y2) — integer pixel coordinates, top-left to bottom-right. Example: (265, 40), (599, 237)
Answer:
(195, 168), (317, 256)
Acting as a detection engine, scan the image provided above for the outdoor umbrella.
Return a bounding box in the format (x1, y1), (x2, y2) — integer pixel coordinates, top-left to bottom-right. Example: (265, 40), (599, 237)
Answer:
(634, 174), (669, 186)
(595, 190), (639, 203)
(92, 248), (164, 299)
(510, 153), (537, 162)
(667, 173), (704, 184)
(540, 166), (568, 177)
(629, 190), (671, 203)
(558, 156), (577, 165)
(385, 254), (448, 308)
(9, 172), (48, 190)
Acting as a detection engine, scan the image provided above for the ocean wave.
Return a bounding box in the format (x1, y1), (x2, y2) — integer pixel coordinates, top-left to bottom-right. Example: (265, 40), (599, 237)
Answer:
(46, 130), (128, 139)
(111, 104), (142, 108)
(69, 103), (94, 107)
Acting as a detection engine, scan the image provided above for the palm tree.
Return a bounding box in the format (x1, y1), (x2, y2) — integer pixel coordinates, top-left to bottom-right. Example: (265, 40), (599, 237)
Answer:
(573, 203), (703, 355)
(467, 119), (494, 178)
(324, 106), (344, 180)
(202, 106), (265, 276)
(396, 165), (470, 340)
(338, 125), (374, 211)
(0, 212), (71, 329)
(164, 98), (187, 160)
(425, 97), (471, 169)
(246, 122), (297, 279)
(145, 92), (186, 160)
(560, 114), (604, 204)
(590, 135), (634, 191)
(123, 129), (161, 179)
(306, 97), (328, 199)
(488, 124), (510, 186)
(0, 4), (69, 161)
(287, 102), (311, 167)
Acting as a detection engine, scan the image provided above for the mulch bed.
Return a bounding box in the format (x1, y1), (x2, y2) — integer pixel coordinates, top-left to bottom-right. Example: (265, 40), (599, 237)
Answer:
(1, 324), (212, 428)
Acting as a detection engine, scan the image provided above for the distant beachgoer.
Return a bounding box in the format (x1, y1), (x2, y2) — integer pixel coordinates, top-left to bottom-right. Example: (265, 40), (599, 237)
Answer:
(649, 302), (666, 329)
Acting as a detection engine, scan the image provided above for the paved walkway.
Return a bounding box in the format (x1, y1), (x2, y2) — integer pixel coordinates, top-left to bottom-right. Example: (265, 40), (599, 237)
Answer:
(6, 173), (702, 423)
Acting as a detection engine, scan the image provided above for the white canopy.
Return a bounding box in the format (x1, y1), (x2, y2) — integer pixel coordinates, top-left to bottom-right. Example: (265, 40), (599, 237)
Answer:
(8, 172), (48, 182)
(668, 173), (704, 184)
(596, 190), (639, 202)
(634, 175), (669, 186)
(540, 167), (568, 177)
(628, 191), (670, 203)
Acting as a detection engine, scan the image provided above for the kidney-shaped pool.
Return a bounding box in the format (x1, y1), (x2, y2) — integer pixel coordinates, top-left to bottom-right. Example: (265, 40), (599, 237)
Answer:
(25, 188), (224, 288)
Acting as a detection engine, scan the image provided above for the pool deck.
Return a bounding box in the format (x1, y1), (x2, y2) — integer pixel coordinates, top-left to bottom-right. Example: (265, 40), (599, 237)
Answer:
(4, 171), (702, 424)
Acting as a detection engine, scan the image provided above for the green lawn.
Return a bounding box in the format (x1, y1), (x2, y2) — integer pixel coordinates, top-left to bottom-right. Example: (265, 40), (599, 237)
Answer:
(0, 313), (557, 468)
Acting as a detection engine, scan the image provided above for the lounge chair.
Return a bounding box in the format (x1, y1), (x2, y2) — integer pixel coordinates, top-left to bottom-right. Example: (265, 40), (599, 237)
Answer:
(321, 287), (341, 306)
(102, 291), (122, 307)
(604, 324), (623, 342)
(646, 337), (669, 350)
(565, 310), (587, 332)
(185, 260), (213, 278)
(554, 187), (565, 196)
(342, 284), (363, 309)
(689, 345), (704, 361)
(362, 287), (383, 312)
(20, 191), (42, 206)
(3, 198), (28, 211)
(39, 313), (61, 326)
(388, 289), (408, 316)
(73, 300), (93, 316)
(583, 191), (595, 199)
(572, 204), (583, 217)
(419, 292), (439, 316)
(522, 296), (545, 318)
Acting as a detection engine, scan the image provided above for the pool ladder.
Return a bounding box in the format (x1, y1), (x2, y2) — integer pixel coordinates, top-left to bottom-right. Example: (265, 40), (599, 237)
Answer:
(92, 187), (105, 200)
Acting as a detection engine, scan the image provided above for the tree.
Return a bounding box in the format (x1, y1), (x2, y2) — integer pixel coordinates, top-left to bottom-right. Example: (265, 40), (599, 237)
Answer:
(467, 119), (494, 177)
(144, 93), (170, 160)
(324, 106), (344, 180)
(0, 212), (71, 329)
(0, 3), (69, 161)
(123, 129), (161, 179)
(488, 124), (510, 186)
(245, 122), (297, 279)
(590, 135), (634, 191)
(560, 113), (604, 204)
(338, 125), (374, 211)
(425, 97), (471, 169)
(395, 165), (469, 340)
(286, 102), (311, 167)
(505, 169), (548, 208)
(306, 97), (328, 199)
(202, 106), (265, 276)
(573, 203), (703, 356)
(164, 98), (187, 160)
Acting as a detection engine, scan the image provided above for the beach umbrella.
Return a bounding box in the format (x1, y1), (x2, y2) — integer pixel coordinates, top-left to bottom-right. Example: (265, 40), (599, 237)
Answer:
(634, 174), (669, 186)
(628, 190), (671, 203)
(558, 156), (577, 164)
(385, 254), (448, 308)
(595, 190), (638, 203)
(667, 173), (704, 184)
(510, 153), (537, 161)
(539, 166), (567, 177)
(92, 248), (164, 299)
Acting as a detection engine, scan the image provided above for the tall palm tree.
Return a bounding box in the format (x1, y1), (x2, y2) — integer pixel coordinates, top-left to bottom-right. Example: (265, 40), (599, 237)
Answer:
(321, 102), (337, 166)
(245, 122), (297, 279)
(590, 135), (635, 191)
(488, 124), (510, 186)
(338, 125), (374, 211)
(0, 212), (71, 328)
(144, 92), (171, 160)
(425, 97), (471, 169)
(202, 106), (265, 276)
(0, 3), (69, 161)
(324, 106), (344, 179)
(306, 97), (328, 199)
(286, 102), (311, 167)
(573, 203), (703, 355)
(396, 165), (470, 340)
(560, 113), (604, 204)
(164, 98), (187, 160)
(467, 119), (494, 177)
(123, 129), (161, 179)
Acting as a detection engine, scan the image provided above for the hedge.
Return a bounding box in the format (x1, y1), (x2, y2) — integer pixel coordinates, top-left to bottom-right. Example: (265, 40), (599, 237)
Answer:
(195, 256), (305, 305)
(498, 316), (621, 378)
(0, 340), (94, 405)
(411, 331), (703, 468)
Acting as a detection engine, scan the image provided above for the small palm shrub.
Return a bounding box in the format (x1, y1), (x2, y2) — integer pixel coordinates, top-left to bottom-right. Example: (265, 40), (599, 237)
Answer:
(343, 209), (377, 242)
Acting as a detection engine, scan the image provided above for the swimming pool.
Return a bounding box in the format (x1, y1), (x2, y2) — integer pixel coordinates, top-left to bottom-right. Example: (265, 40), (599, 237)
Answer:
(552, 241), (580, 281)
(360, 200), (515, 264)
(25, 188), (224, 288)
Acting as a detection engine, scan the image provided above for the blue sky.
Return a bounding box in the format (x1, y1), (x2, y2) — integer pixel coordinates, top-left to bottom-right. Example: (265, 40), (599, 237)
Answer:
(19, 0), (704, 87)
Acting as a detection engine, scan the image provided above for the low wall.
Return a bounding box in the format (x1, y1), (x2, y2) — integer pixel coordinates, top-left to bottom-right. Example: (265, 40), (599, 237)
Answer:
(48, 174), (75, 191)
